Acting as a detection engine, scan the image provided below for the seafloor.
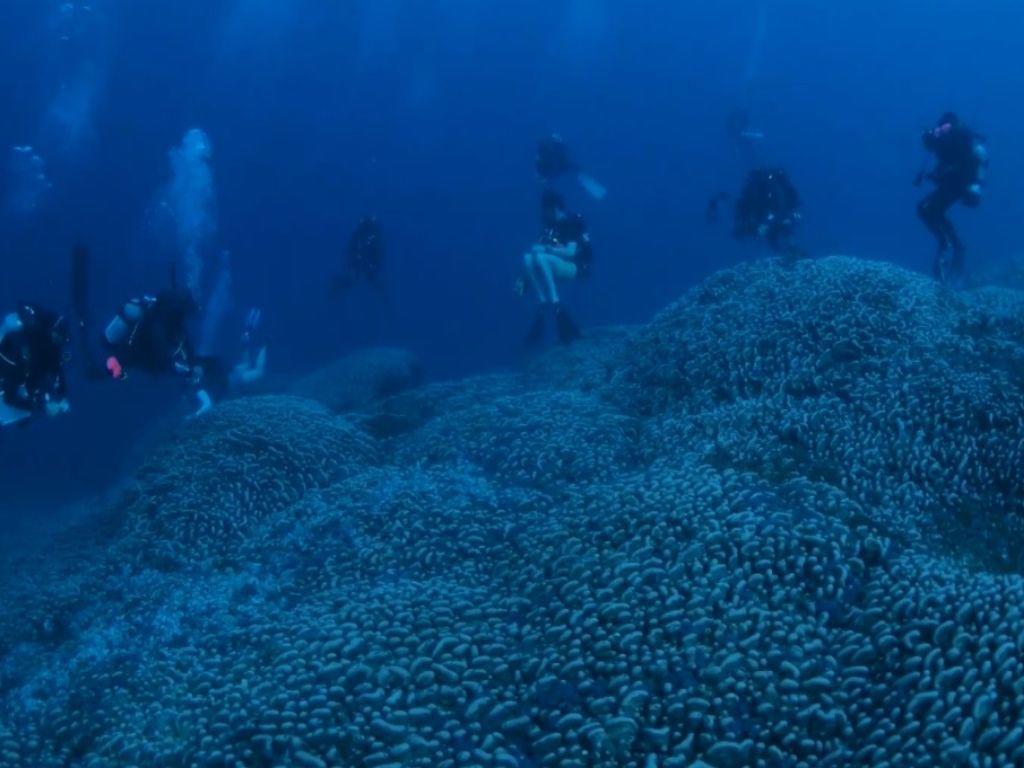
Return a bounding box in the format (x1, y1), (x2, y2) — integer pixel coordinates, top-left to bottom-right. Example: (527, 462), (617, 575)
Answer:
(2, 255), (1024, 767)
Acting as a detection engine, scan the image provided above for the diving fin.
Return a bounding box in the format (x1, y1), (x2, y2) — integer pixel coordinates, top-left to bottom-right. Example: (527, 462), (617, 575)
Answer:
(0, 401), (31, 428)
(525, 306), (547, 346)
(577, 173), (607, 201)
(555, 305), (582, 345)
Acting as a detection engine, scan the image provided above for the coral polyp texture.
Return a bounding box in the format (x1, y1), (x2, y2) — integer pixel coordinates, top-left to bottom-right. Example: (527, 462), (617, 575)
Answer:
(3, 256), (1024, 767)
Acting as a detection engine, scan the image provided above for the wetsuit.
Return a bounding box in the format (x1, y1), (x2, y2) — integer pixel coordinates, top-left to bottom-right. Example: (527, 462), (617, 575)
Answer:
(918, 122), (986, 277)
(104, 293), (198, 382)
(734, 168), (801, 254)
(0, 305), (69, 424)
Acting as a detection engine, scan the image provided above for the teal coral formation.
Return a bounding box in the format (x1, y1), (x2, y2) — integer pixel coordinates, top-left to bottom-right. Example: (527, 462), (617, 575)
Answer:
(289, 347), (424, 415)
(3, 256), (1024, 766)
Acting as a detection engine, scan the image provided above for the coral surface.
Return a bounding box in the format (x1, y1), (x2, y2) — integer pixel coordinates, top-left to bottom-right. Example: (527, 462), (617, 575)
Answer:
(3, 256), (1024, 768)
(289, 348), (423, 415)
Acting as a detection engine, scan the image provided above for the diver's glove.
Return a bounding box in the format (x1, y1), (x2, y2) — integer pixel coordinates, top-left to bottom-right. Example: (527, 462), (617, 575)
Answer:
(44, 398), (70, 418)
(514, 277), (526, 298)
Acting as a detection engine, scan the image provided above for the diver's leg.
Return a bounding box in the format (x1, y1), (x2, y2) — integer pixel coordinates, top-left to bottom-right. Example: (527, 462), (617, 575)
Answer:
(917, 192), (949, 253)
(941, 206), (966, 277)
(523, 250), (548, 345)
(550, 255), (583, 342)
(536, 252), (579, 306)
(535, 252), (560, 305)
(541, 253), (580, 304)
(937, 212), (963, 268)
(536, 254), (582, 343)
(524, 250), (548, 303)
(919, 191), (956, 279)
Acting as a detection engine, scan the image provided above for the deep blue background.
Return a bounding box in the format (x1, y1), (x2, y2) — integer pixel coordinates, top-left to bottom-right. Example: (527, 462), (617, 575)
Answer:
(2, 0), (1024, 516)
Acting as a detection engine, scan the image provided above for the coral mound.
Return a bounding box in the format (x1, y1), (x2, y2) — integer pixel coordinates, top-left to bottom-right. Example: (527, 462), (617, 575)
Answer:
(4, 256), (1024, 768)
(395, 389), (641, 488)
(120, 395), (379, 565)
(619, 256), (1024, 565)
(289, 347), (423, 414)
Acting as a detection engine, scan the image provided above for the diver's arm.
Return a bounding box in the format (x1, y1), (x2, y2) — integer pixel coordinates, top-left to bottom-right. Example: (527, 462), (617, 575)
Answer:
(44, 395), (70, 418)
(43, 370), (71, 416)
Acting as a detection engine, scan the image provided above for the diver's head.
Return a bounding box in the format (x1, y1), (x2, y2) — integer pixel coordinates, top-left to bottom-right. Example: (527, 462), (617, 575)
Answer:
(931, 112), (960, 140)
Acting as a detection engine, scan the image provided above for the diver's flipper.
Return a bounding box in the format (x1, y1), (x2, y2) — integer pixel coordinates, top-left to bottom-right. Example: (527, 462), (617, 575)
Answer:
(0, 401), (31, 428)
(555, 305), (582, 345)
(525, 307), (547, 346)
(577, 173), (607, 201)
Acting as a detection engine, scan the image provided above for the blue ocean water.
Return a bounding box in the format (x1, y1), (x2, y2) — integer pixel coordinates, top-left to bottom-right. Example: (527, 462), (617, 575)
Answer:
(2, 0), (1022, 510)
(3, 3), (1024, 766)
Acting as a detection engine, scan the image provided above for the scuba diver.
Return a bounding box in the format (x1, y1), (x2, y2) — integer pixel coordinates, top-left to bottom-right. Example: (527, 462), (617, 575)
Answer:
(536, 134), (607, 201)
(915, 112), (988, 283)
(518, 190), (592, 345)
(333, 216), (384, 297)
(101, 288), (215, 414)
(720, 167), (803, 257)
(0, 304), (71, 427)
(74, 246), (263, 417)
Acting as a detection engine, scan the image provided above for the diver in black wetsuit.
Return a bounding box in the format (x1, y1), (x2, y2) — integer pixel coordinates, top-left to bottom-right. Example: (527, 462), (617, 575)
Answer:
(101, 289), (216, 414)
(0, 304), (71, 427)
(915, 112), (988, 282)
(333, 216), (384, 296)
(732, 167), (803, 256)
(536, 134), (607, 201)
